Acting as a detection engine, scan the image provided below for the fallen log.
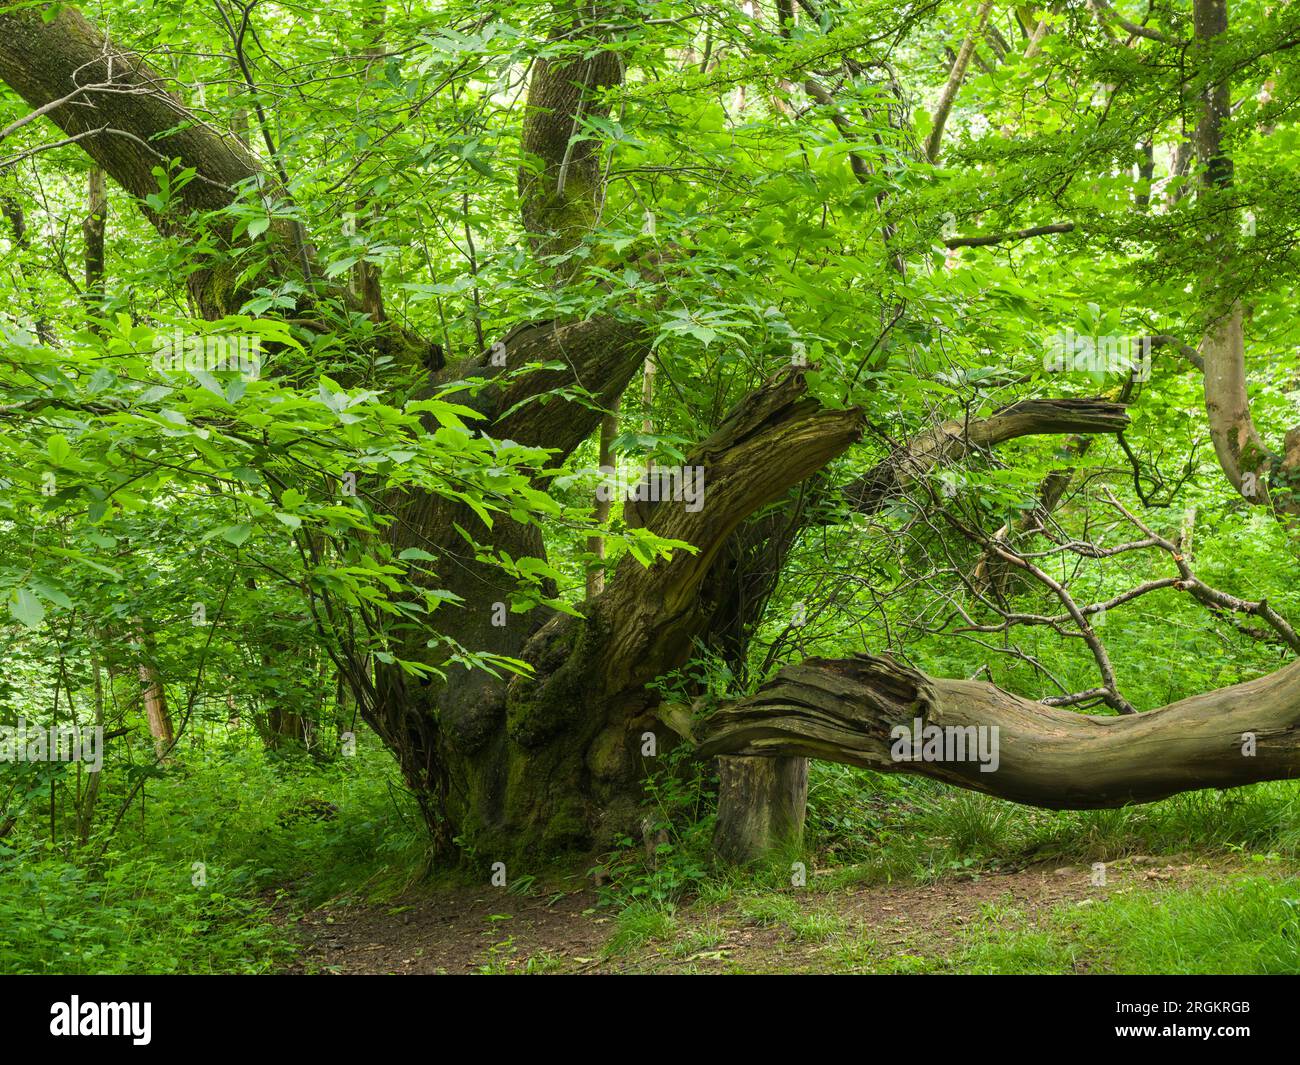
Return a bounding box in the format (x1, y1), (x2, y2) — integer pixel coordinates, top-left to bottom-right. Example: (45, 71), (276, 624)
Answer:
(699, 653), (1300, 809)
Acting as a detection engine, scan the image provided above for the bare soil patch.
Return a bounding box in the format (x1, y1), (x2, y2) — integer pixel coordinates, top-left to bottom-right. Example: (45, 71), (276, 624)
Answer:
(283, 855), (1227, 974)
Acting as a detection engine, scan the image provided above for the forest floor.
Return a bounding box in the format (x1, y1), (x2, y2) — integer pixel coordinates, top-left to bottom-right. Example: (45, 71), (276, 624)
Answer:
(282, 853), (1265, 974)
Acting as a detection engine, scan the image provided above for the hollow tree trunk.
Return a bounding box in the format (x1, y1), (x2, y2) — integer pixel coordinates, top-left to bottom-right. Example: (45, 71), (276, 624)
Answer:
(365, 317), (653, 857)
(369, 362), (862, 861)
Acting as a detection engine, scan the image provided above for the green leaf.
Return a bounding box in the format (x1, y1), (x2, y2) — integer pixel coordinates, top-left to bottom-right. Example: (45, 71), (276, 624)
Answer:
(9, 588), (45, 630)
(219, 524), (253, 546)
(47, 435), (72, 466)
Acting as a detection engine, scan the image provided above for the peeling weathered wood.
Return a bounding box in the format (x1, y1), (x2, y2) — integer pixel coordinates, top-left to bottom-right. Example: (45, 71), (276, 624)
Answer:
(701, 653), (1300, 809)
(596, 365), (863, 695)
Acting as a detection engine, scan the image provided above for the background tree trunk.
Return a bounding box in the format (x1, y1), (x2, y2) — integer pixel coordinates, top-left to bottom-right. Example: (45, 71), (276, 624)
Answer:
(133, 621), (174, 759)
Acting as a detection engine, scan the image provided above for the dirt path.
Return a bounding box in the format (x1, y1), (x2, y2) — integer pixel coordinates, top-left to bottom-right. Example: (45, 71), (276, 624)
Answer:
(284, 855), (1228, 974)
(605, 855), (1223, 974)
(285, 880), (607, 974)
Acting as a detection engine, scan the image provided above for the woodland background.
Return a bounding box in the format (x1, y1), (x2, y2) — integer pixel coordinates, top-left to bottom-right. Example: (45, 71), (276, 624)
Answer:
(0, 0), (1298, 973)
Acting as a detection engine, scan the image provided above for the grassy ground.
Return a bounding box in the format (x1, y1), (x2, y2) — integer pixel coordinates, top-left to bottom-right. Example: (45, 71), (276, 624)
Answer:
(592, 859), (1300, 974)
(3, 740), (1299, 974)
(0, 738), (427, 974)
